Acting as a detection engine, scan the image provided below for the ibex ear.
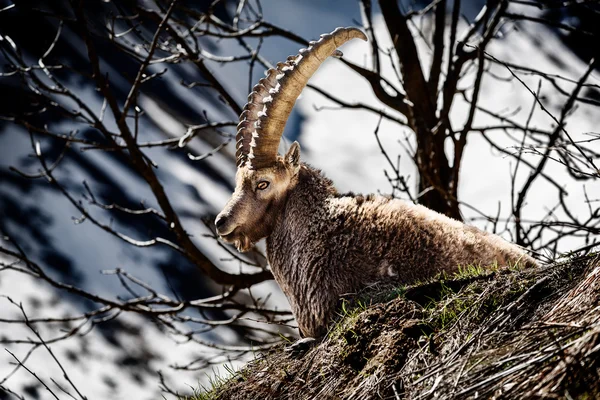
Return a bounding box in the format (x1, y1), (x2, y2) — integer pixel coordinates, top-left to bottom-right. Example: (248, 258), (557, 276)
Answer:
(285, 141), (301, 173)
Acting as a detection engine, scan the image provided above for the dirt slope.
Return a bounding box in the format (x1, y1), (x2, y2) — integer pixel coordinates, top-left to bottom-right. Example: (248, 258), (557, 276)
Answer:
(194, 253), (600, 400)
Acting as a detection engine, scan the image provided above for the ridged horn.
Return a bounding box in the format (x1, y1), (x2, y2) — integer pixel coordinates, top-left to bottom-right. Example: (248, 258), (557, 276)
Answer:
(235, 27), (367, 169)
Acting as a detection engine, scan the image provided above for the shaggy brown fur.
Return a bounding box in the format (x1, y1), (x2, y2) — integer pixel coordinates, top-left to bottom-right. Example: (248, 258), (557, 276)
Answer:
(266, 164), (537, 337)
(217, 147), (538, 338)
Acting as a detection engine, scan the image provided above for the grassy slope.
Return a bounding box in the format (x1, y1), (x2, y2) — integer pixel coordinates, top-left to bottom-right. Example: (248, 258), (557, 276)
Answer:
(190, 254), (600, 400)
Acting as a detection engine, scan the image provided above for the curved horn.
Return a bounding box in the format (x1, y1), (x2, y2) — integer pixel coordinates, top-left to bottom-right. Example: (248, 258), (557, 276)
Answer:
(236, 27), (367, 169)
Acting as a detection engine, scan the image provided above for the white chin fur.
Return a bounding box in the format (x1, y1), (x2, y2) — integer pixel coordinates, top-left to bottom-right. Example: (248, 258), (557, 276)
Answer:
(235, 236), (253, 252)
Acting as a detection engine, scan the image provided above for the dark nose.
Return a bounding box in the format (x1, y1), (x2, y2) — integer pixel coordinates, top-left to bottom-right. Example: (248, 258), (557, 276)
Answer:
(215, 215), (227, 231)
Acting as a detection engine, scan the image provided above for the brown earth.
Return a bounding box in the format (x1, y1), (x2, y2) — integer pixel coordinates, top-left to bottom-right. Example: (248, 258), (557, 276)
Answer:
(193, 253), (600, 400)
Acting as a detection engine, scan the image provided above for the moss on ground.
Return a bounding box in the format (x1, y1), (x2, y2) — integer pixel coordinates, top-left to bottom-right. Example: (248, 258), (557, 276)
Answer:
(188, 254), (600, 400)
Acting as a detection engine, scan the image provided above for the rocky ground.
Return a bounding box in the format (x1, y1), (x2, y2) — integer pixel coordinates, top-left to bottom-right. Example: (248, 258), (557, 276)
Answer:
(191, 252), (600, 399)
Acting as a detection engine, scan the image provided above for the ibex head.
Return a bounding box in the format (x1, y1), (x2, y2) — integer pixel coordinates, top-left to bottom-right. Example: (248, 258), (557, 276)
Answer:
(215, 27), (367, 252)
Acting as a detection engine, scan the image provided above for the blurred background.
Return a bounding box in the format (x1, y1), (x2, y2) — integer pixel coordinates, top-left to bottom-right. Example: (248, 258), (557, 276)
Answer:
(0, 0), (598, 398)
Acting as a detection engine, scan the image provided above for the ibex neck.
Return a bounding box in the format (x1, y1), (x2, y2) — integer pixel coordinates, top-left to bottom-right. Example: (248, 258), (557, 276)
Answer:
(288, 163), (337, 208)
(266, 164), (335, 267)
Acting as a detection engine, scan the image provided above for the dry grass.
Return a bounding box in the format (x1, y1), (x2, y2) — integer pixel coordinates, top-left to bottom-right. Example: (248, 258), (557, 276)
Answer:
(189, 253), (600, 399)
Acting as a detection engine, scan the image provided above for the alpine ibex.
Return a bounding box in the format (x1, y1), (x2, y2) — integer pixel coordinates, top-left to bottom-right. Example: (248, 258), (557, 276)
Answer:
(215, 27), (538, 338)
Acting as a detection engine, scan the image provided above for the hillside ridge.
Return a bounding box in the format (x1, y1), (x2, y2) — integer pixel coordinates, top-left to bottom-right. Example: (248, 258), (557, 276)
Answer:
(192, 253), (600, 400)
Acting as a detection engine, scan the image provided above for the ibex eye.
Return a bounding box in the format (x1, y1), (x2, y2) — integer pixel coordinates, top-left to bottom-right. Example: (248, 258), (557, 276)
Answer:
(257, 181), (270, 190)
